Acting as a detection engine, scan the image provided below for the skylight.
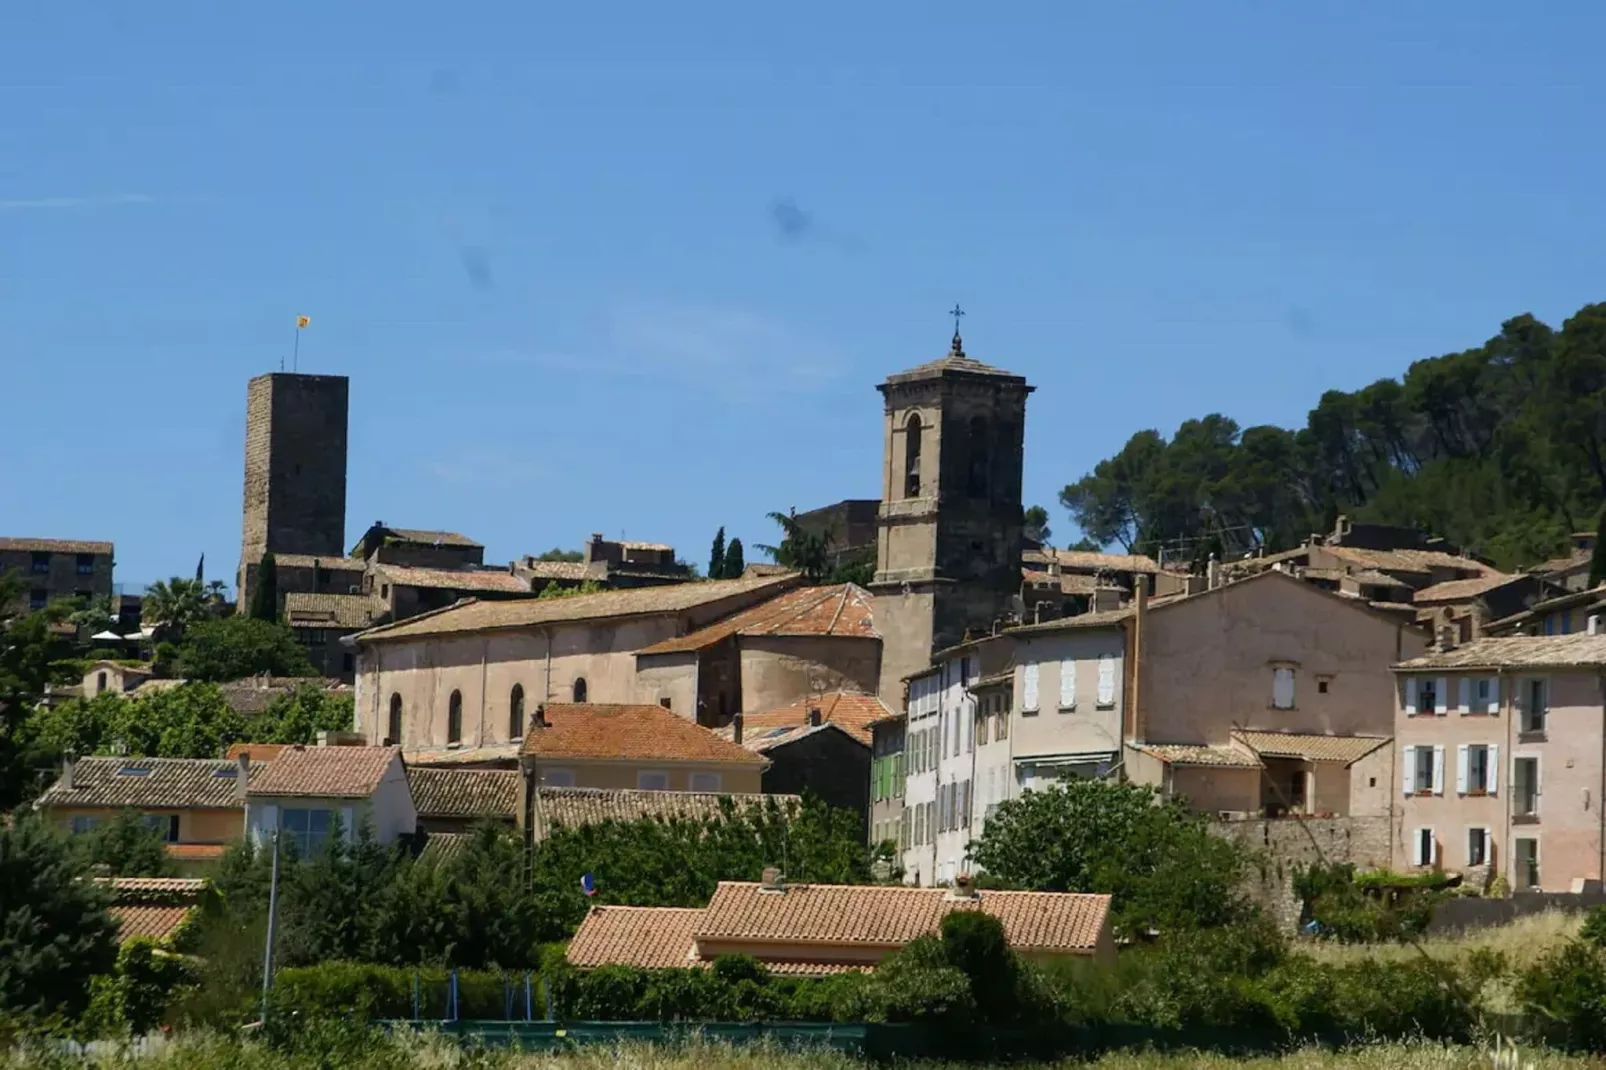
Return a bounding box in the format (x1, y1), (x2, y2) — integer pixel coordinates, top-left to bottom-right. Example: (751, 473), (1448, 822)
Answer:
(115, 767), (152, 777)
(212, 768), (239, 778)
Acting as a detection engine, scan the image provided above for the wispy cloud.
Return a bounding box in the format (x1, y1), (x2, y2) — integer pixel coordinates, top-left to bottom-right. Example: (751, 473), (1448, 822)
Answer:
(0, 193), (154, 212)
(427, 449), (543, 488)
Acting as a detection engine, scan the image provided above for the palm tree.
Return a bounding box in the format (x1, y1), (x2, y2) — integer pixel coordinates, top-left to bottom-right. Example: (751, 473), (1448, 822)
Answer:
(142, 577), (210, 637)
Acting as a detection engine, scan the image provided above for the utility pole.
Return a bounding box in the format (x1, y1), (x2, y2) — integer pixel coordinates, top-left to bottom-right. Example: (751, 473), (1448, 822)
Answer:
(260, 829), (282, 1025)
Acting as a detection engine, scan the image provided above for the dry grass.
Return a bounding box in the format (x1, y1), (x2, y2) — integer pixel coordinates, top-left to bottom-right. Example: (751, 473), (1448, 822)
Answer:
(1301, 911), (1582, 972)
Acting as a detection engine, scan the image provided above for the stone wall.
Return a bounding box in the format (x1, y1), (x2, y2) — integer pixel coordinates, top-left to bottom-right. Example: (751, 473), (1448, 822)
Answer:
(240, 373), (349, 587)
(1211, 815), (1392, 932)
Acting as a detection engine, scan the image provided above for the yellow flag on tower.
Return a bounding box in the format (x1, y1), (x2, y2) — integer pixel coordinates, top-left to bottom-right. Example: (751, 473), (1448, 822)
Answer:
(296, 315), (311, 329)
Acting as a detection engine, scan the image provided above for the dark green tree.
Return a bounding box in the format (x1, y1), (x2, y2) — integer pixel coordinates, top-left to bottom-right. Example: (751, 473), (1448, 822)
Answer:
(175, 616), (314, 682)
(143, 577), (212, 638)
(0, 817), (119, 1020)
(255, 684), (356, 744)
(1590, 507), (1606, 590)
(709, 527), (727, 580)
(0, 588), (79, 807)
(74, 810), (179, 877)
(723, 537), (746, 579)
(535, 548), (583, 563)
(1023, 505), (1053, 545)
(758, 511), (833, 583)
(248, 552), (278, 622)
(109, 683), (247, 759)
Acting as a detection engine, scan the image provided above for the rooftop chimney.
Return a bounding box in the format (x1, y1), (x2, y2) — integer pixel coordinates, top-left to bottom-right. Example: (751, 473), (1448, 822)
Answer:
(1434, 622), (1456, 654)
(1207, 553), (1221, 591)
(236, 753), (250, 801)
(948, 872), (979, 900)
(534, 703), (548, 729)
(61, 757), (75, 791)
(807, 706), (822, 727)
(760, 865), (785, 892)
(732, 713), (744, 745)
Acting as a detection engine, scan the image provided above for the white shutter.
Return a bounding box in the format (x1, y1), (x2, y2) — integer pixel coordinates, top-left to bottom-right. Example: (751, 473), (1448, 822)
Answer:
(1405, 677), (1418, 716)
(1430, 832), (1440, 866)
(1097, 655), (1116, 706)
(1272, 668), (1295, 709)
(1059, 659), (1077, 709)
(1432, 745), (1446, 794)
(1456, 745), (1469, 795)
(1488, 744), (1499, 794)
(1458, 678), (1471, 714)
(1023, 664), (1040, 711)
(1486, 678), (1500, 716)
(1435, 678), (1449, 715)
(1402, 745), (1416, 795)
(1411, 828), (1424, 866)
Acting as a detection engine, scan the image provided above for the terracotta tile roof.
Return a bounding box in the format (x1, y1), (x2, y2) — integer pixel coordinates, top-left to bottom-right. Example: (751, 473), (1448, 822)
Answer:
(744, 564), (794, 578)
(216, 678), (350, 717)
(1022, 570), (1100, 596)
(531, 787), (797, 842)
(1324, 545), (1495, 576)
(725, 692), (893, 747)
(520, 561), (590, 581)
(1396, 634), (1606, 671)
(1534, 550), (1589, 575)
(417, 831), (471, 864)
(729, 721), (862, 755)
(165, 843), (228, 861)
(637, 584), (877, 656)
(0, 537), (113, 555)
(1054, 550), (1161, 574)
(357, 573), (800, 643)
(1486, 585), (1606, 632)
(881, 341), (1025, 385)
(102, 877), (205, 944)
(284, 592), (381, 630)
(568, 906), (702, 969)
(105, 877), (206, 895)
(696, 882), (1111, 955)
(1346, 568), (1410, 587)
(1233, 731), (1390, 765)
(388, 528), (482, 548)
(1414, 574), (1517, 603)
(36, 757), (257, 811)
(109, 904), (194, 944)
(1134, 743), (1263, 769)
(407, 768), (519, 819)
(403, 743), (520, 767)
(521, 704), (767, 767)
(272, 554), (367, 571)
(1007, 607), (1133, 636)
(248, 745), (399, 799)
(371, 564), (533, 594)
(227, 743), (287, 762)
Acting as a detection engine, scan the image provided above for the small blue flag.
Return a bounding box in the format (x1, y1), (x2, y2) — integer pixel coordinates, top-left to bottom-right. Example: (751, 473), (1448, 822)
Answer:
(580, 873), (597, 897)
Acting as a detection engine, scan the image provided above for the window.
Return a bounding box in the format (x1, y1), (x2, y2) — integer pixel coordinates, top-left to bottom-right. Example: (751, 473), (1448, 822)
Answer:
(903, 414), (923, 498)
(996, 701), (1009, 740)
(659, 697), (672, 711)
(1474, 677), (1497, 715)
(1409, 677), (1440, 717)
(1058, 659), (1077, 710)
(141, 814), (180, 842)
(1272, 667), (1295, 710)
(542, 768), (575, 787)
(1513, 757), (1540, 817)
(1457, 743), (1498, 795)
(75, 554), (95, 576)
(966, 416), (989, 498)
(30, 552), (49, 574)
(1467, 827), (1490, 867)
(29, 589), (47, 610)
(1514, 838), (1540, 890)
(283, 807), (333, 858)
(96, 671), (108, 695)
(1411, 827), (1438, 867)
(509, 684), (525, 740)
(637, 770), (670, 790)
(1521, 679), (1548, 734)
(572, 677), (588, 703)
(343, 653), (355, 674)
(1317, 677), (1330, 695)
(690, 771), (721, 792)
(1096, 655), (1116, 708)
(447, 690), (463, 744)
(1022, 664), (1039, 712)
(387, 694), (403, 745)
(914, 803), (926, 846)
(71, 815), (101, 835)
(1401, 744), (1442, 795)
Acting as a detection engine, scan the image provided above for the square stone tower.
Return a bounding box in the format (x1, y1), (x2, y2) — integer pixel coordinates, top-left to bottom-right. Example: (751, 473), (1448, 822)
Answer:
(871, 330), (1033, 698)
(239, 372), (349, 600)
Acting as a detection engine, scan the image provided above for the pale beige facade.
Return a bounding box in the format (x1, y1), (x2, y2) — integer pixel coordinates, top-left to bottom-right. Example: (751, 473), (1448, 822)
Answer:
(1394, 637), (1606, 892)
(1009, 620), (1126, 788)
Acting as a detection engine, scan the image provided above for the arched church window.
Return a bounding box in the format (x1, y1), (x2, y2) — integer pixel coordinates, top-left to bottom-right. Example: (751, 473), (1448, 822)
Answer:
(509, 684), (525, 740)
(447, 690), (463, 744)
(572, 677), (588, 703)
(904, 414), (923, 498)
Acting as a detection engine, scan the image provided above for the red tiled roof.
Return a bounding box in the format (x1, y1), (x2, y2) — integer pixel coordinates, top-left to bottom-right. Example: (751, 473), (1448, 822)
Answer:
(567, 906), (701, 969)
(407, 768), (519, 819)
(520, 705), (766, 767)
(372, 564), (532, 594)
(696, 882), (1110, 955)
(109, 905), (193, 943)
(165, 843), (229, 861)
(638, 584), (877, 656)
(1414, 574), (1516, 603)
(1133, 743), (1263, 769)
(248, 745), (399, 799)
(102, 877), (206, 944)
(727, 692), (893, 747)
(530, 787), (797, 842)
(36, 757), (258, 811)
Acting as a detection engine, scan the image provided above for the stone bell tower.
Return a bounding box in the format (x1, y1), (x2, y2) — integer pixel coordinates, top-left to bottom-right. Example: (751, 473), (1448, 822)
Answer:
(871, 319), (1033, 698)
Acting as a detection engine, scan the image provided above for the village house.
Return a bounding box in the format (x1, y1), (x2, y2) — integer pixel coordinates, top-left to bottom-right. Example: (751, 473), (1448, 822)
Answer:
(565, 870), (1115, 974)
(867, 710), (907, 857)
(351, 573), (804, 757)
(724, 718), (870, 830)
(101, 877), (207, 946)
(0, 537), (115, 615)
(1529, 531), (1598, 593)
(1393, 633), (1606, 893)
(407, 767), (520, 834)
(35, 755), (261, 868)
(518, 701), (769, 806)
(245, 743), (416, 852)
(1485, 583), (1606, 639)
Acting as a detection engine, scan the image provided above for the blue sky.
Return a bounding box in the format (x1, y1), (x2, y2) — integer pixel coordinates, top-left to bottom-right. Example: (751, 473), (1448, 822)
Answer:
(5, 2), (1605, 590)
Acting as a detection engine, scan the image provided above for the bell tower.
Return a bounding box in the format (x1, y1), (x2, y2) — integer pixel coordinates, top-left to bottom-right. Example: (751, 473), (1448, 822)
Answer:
(871, 317), (1033, 697)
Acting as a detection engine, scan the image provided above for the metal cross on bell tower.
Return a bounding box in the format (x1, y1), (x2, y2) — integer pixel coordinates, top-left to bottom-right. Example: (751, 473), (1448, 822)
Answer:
(949, 303), (965, 354)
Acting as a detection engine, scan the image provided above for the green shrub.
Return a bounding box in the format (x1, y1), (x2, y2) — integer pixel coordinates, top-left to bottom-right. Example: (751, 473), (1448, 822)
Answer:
(1578, 905), (1606, 950)
(1516, 940), (1606, 1052)
(854, 936), (975, 1025)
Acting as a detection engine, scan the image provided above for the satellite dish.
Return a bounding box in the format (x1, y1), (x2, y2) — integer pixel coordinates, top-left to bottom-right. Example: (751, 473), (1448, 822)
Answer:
(1008, 594), (1026, 619)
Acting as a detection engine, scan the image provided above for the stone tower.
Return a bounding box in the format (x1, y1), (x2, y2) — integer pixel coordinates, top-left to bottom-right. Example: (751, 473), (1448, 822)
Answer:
(871, 329), (1033, 698)
(239, 372), (349, 604)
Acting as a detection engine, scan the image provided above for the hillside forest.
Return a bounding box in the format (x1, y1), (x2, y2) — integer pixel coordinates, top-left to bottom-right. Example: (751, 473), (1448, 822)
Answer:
(1060, 302), (1606, 570)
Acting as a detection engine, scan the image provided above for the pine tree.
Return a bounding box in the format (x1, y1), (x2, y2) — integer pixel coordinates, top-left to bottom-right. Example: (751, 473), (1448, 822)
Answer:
(1591, 507), (1606, 590)
(708, 527), (727, 581)
(723, 538), (745, 578)
(248, 552), (278, 622)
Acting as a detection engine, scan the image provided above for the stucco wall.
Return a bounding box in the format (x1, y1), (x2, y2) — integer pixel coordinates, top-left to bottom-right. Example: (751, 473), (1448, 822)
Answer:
(634, 652), (700, 723)
(1010, 628), (1126, 761)
(872, 589), (937, 703)
(1167, 765), (1261, 813)
(739, 635), (881, 714)
(1140, 573), (1424, 745)
(48, 806), (243, 843)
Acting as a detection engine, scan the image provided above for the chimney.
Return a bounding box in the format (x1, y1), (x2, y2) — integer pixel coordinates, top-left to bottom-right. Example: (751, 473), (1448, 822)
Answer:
(1207, 553), (1221, 591)
(732, 713), (744, 745)
(760, 865), (785, 892)
(534, 703), (548, 728)
(1092, 583), (1122, 614)
(807, 706), (822, 727)
(61, 757), (75, 791)
(236, 753), (250, 801)
(1434, 623), (1456, 654)
(948, 872), (979, 900)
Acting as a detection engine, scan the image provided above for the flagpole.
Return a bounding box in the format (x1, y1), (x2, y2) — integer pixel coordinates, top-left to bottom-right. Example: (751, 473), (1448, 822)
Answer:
(292, 323), (300, 373)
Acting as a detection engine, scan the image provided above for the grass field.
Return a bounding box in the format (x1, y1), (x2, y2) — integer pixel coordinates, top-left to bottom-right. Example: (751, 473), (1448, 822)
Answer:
(1302, 911), (1582, 972)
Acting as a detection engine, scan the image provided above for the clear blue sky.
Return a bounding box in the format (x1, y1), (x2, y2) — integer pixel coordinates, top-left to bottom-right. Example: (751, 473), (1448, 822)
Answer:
(5, 2), (1605, 591)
